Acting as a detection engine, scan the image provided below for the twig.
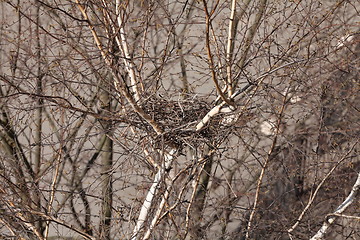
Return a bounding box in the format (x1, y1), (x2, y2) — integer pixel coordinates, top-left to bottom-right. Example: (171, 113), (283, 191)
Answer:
(196, 59), (305, 131)
(232, 0), (268, 89)
(141, 147), (213, 239)
(99, 0), (141, 101)
(131, 149), (177, 240)
(75, 1), (163, 135)
(201, 0), (235, 107)
(0, 218), (16, 237)
(287, 141), (358, 238)
(1, 193), (44, 240)
(44, 152), (62, 239)
(115, 0), (141, 101)
(244, 89), (286, 240)
(310, 154), (360, 240)
(225, 0), (238, 96)
(326, 213), (360, 221)
(184, 158), (209, 238)
(142, 181), (173, 240)
(196, 103), (225, 131)
(27, 209), (95, 240)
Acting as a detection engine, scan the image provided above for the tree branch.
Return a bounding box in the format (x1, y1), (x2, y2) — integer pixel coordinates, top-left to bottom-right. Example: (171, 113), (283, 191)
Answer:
(310, 156), (360, 240)
(131, 149), (177, 240)
(288, 141), (359, 238)
(201, 0), (235, 107)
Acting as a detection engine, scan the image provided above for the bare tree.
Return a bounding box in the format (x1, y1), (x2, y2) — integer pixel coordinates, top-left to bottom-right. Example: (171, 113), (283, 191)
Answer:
(0, 0), (359, 239)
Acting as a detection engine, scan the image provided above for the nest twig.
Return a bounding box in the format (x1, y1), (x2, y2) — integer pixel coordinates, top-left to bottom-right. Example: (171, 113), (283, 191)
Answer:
(124, 95), (229, 148)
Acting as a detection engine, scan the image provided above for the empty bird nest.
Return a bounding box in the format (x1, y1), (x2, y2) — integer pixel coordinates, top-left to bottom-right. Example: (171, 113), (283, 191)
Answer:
(126, 94), (231, 147)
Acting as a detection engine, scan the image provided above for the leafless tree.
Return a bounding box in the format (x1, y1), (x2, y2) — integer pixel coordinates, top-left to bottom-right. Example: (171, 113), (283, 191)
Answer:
(0, 0), (359, 239)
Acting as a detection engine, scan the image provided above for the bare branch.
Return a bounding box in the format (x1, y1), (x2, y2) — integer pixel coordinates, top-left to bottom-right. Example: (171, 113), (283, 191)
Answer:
(310, 162), (360, 240)
(226, 0), (251, 96)
(245, 90), (287, 240)
(288, 141), (359, 237)
(201, 0), (235, 107)
(131, 149), (177, 240)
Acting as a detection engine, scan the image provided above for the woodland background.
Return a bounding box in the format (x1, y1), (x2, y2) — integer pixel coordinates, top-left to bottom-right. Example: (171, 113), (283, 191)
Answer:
(0, 0), (359, 239)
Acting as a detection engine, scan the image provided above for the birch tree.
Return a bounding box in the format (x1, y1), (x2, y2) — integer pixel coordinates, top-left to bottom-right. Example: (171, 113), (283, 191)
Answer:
(0, 0), (359, 239)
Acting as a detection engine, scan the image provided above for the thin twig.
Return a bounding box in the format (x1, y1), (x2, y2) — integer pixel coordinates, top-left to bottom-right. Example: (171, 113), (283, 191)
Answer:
(115, 0), (141, 101)
(184, 157), (208, 238)
(287, 141), (358, 238)
(75, 1), (164, 135)
(201, 0), (235, 107)
(310, 170), (360, 240)
(131, 149), (177, 240)
(44, 152), (62, 239)
(142, 181), (173, 240)
(0, 193), (44, 240)
(28, 209), (96, 240)
(232, 0), (268, 89)
(196, 59), (305, 131)
(244, 89), (287, 240)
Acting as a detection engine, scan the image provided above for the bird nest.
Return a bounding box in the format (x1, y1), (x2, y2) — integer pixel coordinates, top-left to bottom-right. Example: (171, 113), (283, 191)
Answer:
(129, 95), (228, 148)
